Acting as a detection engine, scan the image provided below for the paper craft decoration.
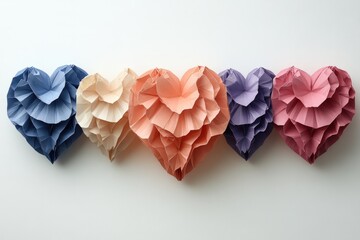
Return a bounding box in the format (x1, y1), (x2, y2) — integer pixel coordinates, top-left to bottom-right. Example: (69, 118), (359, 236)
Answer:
(76, 69), (137, 160)
(128, 66), (230, 180)
(219, 68), (274, 160)
(7, 65), (87, 162)
(272, 66), (355, 163)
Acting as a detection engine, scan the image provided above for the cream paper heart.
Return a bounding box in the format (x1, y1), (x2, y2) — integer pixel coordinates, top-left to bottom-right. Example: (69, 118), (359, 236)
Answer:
(76, 68), (137, 160)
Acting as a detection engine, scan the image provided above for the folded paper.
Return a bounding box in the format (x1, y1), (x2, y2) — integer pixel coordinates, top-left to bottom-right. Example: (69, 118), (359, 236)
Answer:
(272, 66), (355, 163)
(7, 65), (87, 162)
(128, 66), (230, 180)
(220, 68), (274, 160)
(76, 69), (137, 160)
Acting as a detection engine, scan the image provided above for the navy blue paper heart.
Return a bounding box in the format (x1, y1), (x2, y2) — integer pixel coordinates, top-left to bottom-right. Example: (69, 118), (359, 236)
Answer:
(219, 68), (274, 160)
(7, 65), (87, 163)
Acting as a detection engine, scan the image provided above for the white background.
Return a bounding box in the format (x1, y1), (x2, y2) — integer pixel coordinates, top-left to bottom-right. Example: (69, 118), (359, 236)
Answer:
(1, 0), (360, 239)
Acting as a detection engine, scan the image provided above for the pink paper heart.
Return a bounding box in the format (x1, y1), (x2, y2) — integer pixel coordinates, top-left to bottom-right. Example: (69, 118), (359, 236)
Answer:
(272, 66), (355, 163)
(128, 66), (230, 180)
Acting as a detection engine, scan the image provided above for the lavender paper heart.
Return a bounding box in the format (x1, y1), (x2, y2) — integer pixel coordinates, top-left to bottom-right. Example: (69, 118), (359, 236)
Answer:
(219, 68), (274, 160)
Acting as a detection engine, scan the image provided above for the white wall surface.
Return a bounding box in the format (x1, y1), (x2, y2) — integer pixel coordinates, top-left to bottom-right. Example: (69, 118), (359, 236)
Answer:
(0, 0), (360, 239)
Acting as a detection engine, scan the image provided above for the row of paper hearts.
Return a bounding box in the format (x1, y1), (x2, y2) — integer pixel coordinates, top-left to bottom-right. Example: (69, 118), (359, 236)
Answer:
(7, 65), (356, 180)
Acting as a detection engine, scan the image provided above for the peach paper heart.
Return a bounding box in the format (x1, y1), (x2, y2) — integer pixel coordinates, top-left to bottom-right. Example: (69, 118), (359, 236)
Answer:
(272, 66), (355, 163)
(76, 69), (137, 160)
(128, 66), (230, 180)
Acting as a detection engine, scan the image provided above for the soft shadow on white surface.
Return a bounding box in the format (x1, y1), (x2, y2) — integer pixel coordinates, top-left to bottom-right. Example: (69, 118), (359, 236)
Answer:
(56, 135), (88, 166)
(184, 136), (242, 185)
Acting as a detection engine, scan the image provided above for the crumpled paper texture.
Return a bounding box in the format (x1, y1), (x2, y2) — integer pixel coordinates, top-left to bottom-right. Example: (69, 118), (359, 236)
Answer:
(220, 68), (274, 160)
(128, 66), (230, 180)
(272, 66), (355, 163)
(76, 69), (137, 160)
(7, 65), (87, 162)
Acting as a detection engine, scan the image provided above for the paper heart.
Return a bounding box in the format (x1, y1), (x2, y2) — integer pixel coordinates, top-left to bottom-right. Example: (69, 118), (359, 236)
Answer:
(76, 69), (137, 160)
(128, 66), (230, 180)
(7, 65), (87, 162)
(219, 68), (274, 160)
(272, 66), (355, 163)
